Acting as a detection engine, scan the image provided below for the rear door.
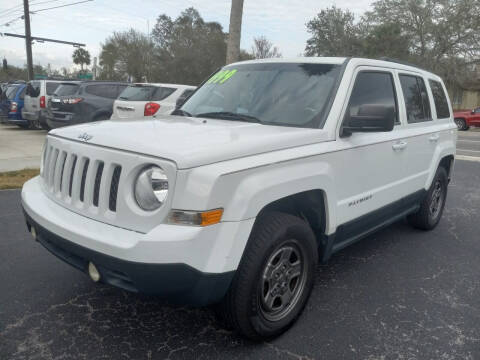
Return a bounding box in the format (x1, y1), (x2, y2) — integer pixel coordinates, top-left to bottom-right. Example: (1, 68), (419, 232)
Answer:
(396, 72), (438, 197)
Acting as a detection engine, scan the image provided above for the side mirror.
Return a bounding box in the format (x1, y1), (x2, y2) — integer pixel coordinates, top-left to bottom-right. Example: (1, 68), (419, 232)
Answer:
(341, 104), (395, 137)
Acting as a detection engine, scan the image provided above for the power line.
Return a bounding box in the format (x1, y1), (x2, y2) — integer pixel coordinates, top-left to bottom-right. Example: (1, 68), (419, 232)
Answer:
(30, 0), (93, 14)
(0, 0), (60, 18)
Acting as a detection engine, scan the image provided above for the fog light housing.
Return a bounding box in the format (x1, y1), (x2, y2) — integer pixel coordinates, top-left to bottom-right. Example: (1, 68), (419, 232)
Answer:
(88, 262), (101, 282)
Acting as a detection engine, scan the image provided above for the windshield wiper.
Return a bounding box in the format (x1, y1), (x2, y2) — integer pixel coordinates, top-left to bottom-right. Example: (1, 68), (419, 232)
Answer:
(195, 111), (261, 123)
(171, 109), (193, 117)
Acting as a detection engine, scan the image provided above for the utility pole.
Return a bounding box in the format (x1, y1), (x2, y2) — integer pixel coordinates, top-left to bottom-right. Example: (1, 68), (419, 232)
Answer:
(23, 0), (34, 80)
(226, 0), (244, 64)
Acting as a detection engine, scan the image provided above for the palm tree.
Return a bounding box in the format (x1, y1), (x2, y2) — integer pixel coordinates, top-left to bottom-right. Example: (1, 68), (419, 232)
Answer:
(226, 0), (244, 64)
(72, 48), (91, 72)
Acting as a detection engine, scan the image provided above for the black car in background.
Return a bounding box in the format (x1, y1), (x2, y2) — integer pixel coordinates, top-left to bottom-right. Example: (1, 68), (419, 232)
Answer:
(46, 81), (127, 129)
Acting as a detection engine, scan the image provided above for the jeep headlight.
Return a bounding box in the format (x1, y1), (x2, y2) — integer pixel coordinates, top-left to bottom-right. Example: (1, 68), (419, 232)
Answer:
(134, 166), (168, 211)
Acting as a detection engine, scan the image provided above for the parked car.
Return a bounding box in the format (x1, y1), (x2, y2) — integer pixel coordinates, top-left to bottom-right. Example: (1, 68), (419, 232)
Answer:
(46, 81), (127, 129)
(0, 82), (24, 120)
(22, 57), (456, 340)
(453, 107), (480, 130)
(110, 83), (196, 120)
(4, 83), (28, 128)
(22, 80), (66, 130)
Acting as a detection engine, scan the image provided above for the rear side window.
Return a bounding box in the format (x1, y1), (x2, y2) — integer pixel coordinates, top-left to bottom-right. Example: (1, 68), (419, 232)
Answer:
(86, 84), (118, 99)
(180, 89), (195, 98)
(46, 82), (61, 95)
(428, 80), (450, 119)
(55, 84), (79, 96)
(399, 75), (431, 123)
(346, 71), (398, 124)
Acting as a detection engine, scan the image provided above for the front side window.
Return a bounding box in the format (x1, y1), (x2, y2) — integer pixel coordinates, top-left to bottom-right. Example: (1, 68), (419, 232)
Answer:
(345, 71), (398, 124)
(181, 63), (342, 128)
(400, 75), (431, 123)
(429, 80), (450, 119)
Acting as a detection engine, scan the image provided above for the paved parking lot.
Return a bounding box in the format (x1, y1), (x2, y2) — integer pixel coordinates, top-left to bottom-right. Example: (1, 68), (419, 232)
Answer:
(0, 159), (479, 359)
(457, 128), (480, 160)
(0, 125), (46, 172)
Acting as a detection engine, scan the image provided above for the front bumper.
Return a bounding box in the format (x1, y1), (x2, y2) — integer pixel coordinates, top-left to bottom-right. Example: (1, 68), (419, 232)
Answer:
(24, 210), (234, 306)
(21, 177), (254, 305)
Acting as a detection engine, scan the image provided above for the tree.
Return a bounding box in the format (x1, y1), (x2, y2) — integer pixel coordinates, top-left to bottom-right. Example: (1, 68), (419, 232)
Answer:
(72, 48), (91, 71)
(152, 8), (227, 84)
(365, 0), (480, 85)
(362, 23), (410, 60)
(251, 36), (282, 59)
(99, 29), (153, 82)
(226, 0), (244, 64)
(305, 7), (363, 57)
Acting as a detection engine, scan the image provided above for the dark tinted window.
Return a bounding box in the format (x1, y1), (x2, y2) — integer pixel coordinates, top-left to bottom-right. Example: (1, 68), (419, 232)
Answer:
(116, 85), (127, 97)
(182, 63), (342, 128)
(429, 80), (450, 119)
(151, 87), (175, 101)
(346, 71), (398, 124)
(400, 75), (431, 123)
(46, 82), (61, 95)
(55, 83), (79, 96)
(181, 89), (195, 98)
(26, 81), (41, 97)
(86, 84), (115, 98)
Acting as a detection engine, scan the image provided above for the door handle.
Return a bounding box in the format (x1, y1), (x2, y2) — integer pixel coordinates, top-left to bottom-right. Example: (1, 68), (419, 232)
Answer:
(429, 134), (440, 142)
(392, 141), (407, 151)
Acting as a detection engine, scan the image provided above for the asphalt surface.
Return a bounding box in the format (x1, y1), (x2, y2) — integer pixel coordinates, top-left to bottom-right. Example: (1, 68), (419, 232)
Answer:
(457, 128), (480, 159)
(1, 161), (479, 360)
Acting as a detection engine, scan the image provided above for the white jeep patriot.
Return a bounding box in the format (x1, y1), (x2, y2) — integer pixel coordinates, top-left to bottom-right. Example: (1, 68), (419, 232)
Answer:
(21, 57), (457, 339)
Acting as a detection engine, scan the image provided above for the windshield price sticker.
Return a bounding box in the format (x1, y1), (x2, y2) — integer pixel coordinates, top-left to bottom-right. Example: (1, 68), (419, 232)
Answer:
(207, 69), (237, 84)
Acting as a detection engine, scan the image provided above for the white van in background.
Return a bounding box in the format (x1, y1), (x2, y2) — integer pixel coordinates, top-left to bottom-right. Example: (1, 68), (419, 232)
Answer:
(110, 83), (196, 120)
(22, 80), (66, 130)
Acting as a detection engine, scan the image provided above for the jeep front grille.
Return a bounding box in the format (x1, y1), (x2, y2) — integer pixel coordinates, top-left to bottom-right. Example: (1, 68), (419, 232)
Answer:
(40, 135), (176, 233)
(42, 144), (121, 213)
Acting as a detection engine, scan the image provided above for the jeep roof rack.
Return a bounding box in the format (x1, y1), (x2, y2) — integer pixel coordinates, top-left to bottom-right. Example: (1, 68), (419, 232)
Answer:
(377, 57), (426, 71)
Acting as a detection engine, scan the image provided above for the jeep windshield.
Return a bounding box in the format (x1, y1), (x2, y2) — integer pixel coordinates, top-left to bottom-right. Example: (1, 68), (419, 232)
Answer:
(180, 62), (341, 128)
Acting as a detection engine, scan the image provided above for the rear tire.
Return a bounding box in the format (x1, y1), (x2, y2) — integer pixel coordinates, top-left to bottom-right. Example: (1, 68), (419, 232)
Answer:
(408, 167), (448, 230)
(216, 212), (318, 340)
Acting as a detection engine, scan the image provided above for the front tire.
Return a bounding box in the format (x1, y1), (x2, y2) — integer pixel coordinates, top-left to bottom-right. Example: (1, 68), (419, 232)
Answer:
(408, 167), (448, 230)
(454, 118), (469, 131)
(217, 212), (318, 340)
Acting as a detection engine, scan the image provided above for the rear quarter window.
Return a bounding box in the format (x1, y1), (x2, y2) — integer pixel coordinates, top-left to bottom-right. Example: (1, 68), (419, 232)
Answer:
(118, 86), (176, 101)
(428, 80), (450, 119)
(26, 81), (41, 97)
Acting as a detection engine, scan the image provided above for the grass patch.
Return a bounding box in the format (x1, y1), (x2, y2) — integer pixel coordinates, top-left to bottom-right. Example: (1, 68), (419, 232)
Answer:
(0, 169), (40, 190)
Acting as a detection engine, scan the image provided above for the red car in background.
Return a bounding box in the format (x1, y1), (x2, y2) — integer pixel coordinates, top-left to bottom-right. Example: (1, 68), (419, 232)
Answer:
(454, 107), (480, 130)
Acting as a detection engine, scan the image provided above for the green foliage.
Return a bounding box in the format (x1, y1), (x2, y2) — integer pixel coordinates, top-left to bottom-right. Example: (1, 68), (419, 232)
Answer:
(151, 8), (227, 85)
(72, 48), (91, 71)
(0, 64), (27, 82)
(305, 1), (480, 86)
(99, 29), (153, 82)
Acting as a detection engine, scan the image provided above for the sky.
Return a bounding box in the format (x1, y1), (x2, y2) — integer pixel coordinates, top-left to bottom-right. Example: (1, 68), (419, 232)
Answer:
(0, 0), (374, 71)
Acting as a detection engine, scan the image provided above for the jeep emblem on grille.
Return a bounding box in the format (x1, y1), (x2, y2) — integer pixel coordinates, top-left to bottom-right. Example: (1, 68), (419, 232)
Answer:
(78, 133), (93, 142)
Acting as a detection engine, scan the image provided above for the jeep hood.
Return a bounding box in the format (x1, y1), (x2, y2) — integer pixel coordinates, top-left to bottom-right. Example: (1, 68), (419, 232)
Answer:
(50, 115), (329, 169)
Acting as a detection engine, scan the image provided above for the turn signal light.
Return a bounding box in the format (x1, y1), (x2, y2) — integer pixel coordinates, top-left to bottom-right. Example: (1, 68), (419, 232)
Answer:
(167, 209), (224, 226)
(144, 102), (160, 116)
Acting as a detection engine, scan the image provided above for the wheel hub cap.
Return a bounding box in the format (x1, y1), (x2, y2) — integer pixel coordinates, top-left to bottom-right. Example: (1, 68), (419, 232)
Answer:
(259, 242), (306, 322)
